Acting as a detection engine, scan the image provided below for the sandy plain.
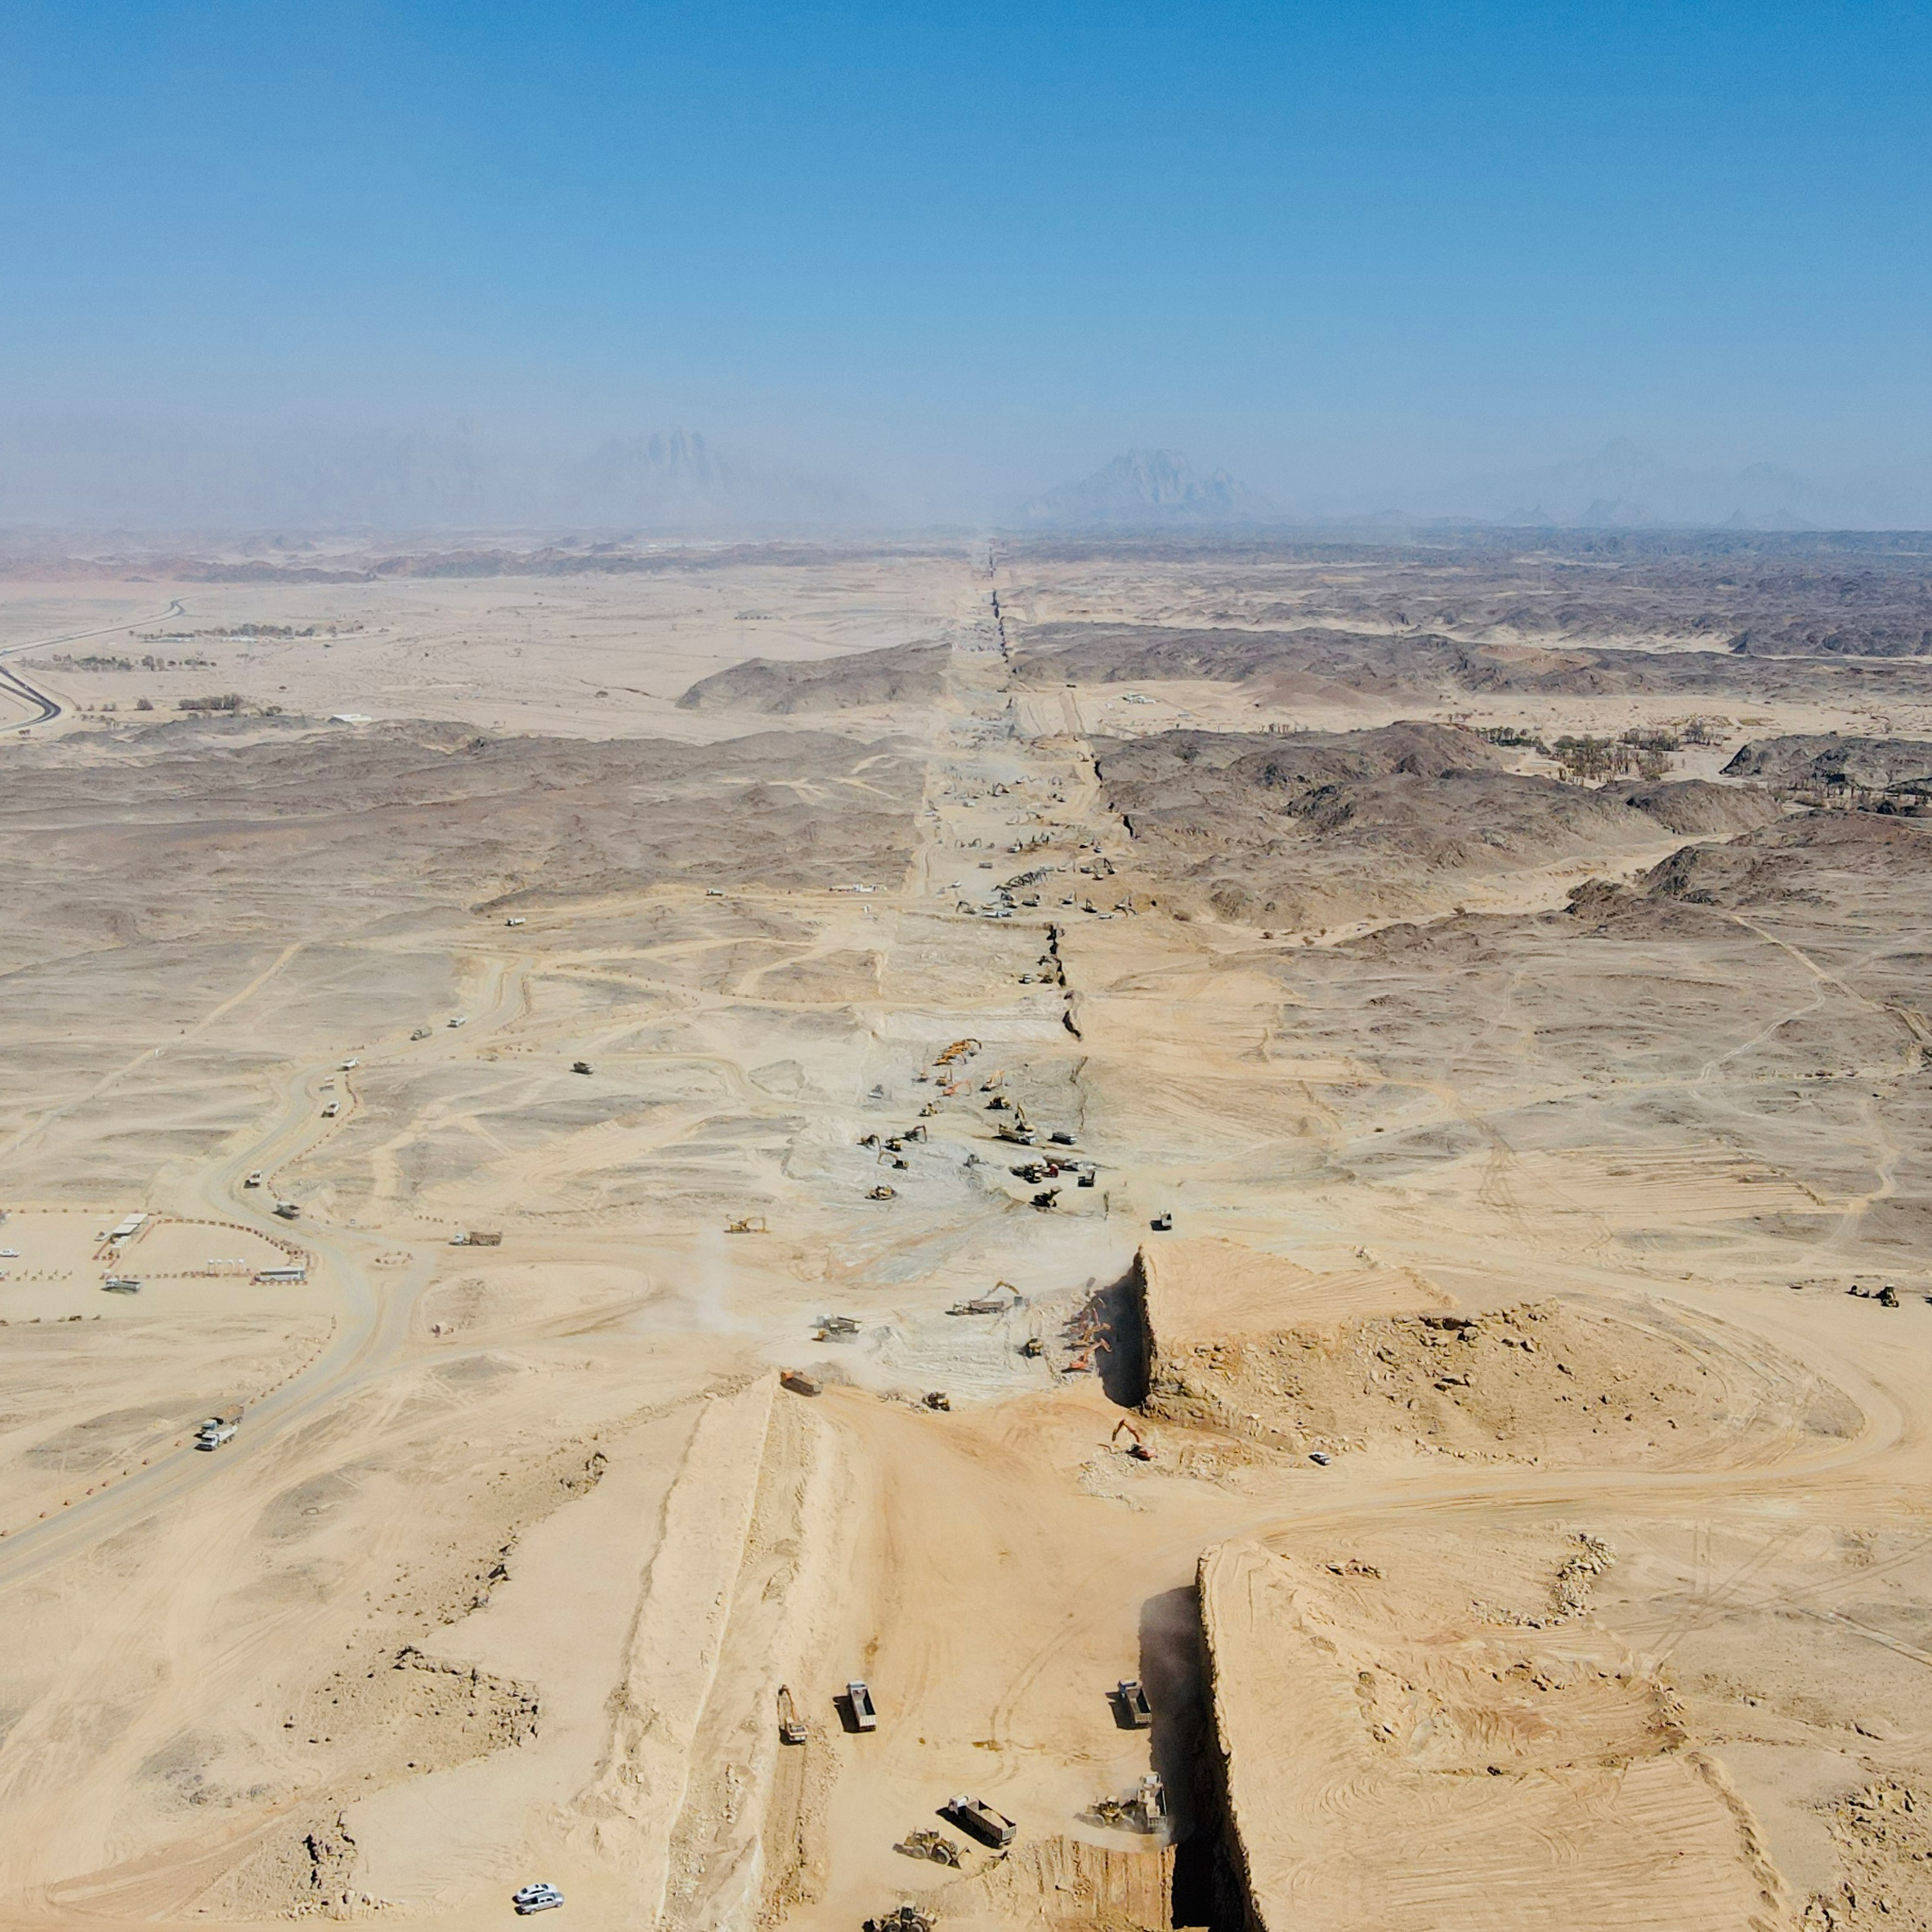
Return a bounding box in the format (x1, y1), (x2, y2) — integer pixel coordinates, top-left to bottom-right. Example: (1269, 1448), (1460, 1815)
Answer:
(0, 533), (1929, 1932)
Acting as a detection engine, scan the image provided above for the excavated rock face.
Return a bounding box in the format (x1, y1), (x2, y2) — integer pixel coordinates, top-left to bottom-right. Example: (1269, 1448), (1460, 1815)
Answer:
(1198, 1535), (1790, 1932)
(1135, 1240), (1858, 1473)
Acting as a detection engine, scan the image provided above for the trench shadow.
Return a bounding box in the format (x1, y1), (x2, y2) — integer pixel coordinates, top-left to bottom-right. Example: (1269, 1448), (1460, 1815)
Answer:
(1089, 1261), (1148, 1408)
(1138, 1582), (1223, 1930)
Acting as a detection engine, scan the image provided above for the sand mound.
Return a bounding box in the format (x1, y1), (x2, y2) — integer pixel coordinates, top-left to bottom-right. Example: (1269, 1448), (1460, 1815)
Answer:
(1200, 1536), (1788, 1932)
(678, 640), (949, 713)
(1136, 1243), (1857, 1468)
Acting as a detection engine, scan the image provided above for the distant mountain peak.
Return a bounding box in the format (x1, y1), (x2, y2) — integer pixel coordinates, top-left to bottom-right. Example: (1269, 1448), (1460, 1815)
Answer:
(1020, 448), (1276, 528)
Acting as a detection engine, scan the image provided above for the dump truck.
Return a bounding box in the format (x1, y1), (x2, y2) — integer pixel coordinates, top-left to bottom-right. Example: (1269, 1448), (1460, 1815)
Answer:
(321, 1101), (341, 1117)
(780, 1370), (823, 1397)
(847, 1681), (879, 1731)
(450, 1231), (502, 1247)
(409, 1026), (431, 1040)
(1149, 1212), (1173, 1232)
(571, 1060), (593, 1076)
(776, 1684), (808, 1744)
(274, 1201), (301, 1220)
(1116, 1679), (1153, 1727)
(195, 1409), (241, 1450)
(945, 1795), (1015, 1849)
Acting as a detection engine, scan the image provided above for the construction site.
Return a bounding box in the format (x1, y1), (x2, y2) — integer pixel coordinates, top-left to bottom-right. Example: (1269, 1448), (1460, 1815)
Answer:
(1, 530), (1931, 1932)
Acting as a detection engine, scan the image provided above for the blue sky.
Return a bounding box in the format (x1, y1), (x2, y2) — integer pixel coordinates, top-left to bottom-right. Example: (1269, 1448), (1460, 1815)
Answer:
(3, 1), (1930, 512)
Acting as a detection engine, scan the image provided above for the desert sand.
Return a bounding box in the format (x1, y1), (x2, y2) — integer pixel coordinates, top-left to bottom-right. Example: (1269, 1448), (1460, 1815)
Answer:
(0, 531), (1928, 1932)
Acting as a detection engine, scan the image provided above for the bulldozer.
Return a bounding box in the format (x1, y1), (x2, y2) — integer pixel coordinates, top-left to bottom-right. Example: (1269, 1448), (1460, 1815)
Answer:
(893, 1829), (962, 1867)
(865, 1908), (934, 1932)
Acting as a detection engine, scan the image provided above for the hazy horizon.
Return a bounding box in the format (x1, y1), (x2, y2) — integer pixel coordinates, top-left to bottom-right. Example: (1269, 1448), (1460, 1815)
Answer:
(6, 2), (1932, 530)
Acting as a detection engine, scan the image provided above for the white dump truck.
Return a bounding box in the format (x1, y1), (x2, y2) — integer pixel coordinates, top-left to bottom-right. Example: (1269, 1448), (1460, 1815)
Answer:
(195, 1408), (241, 1450)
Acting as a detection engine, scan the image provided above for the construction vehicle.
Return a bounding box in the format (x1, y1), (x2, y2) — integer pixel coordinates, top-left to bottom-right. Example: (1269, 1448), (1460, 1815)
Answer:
(868, 1184), (897, 1201)
(274, 1201), (301, 1220)
(505, 916), (526, 927)
(1111, 1420), (1154, 1462)
(321, 1101), (341, 1118)
(571, 1060), (593, 1076)
(865, 1907), (932, 1932)
(726, 1215), (767, 1234)
(448, 1015), (467, 1028)
(195, 1409), (241, 1450)
(409, 1026), (432, 1040)
(1020, 1335), (1044, 1357)
(816, 1315), (861, 1342)
(1031, 1189), (1059, 1210)
(1093, 1772), (1165, 1831)
(918, 1102), (940, 1117)
(894, 1829), (962, 1867)
(780, 1370), (823, 1397)
(945, 1795), (1016, 1849)
(1116, 1678), (1153, 1725)
(934, 1038), (980, 1068)
(102, 1276), (141, 1295)
(995, 1121), (1036, 1146)
(847, 1680), (878, 1731)
(949, 1281), (1022, 1317)
(450, 1230), (502, 1246)
(339, 1058), (358, 1071)
(244, 1171), (263, 1187)
(1150, 1212), (1173, 1232)
(923, 1391), (951, 1411)
(1078, 1169), (1097, 1188)
(776, 1684), (808, 1743)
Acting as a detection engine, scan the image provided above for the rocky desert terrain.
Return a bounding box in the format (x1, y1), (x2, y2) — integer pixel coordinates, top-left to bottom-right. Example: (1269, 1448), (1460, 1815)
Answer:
(1, 529), (1930, 1932)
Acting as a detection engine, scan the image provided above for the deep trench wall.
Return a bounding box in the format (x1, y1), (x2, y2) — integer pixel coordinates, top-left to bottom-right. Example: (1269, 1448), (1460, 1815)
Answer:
(1195, 1543), (1269, 1932)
